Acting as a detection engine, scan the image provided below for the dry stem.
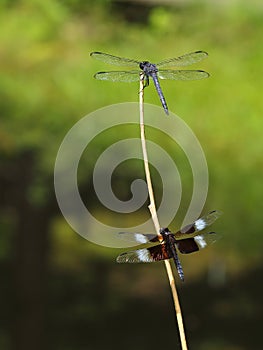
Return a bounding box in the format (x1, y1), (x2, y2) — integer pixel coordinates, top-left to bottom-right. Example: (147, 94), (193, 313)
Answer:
(139, 74), (188, 350)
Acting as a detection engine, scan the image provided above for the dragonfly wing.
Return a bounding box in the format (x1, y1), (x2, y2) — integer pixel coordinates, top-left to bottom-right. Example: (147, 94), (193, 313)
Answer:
(94, 71), (141, 82)
(195, 231), (220, 247)
(116, 248), (155, 263)
(117, 232), (159, 244)
(157, 69), (209, 81)
(176, 238), (199, 254)
(156, 51), (208, 68)
(196, 210), (223, 229)
(176, 210), (222, 237)
(176, 232), (220, 254)
(116, 244), (171, 263)
(147, 244), (172, 261)
(90, 52), (140, 67)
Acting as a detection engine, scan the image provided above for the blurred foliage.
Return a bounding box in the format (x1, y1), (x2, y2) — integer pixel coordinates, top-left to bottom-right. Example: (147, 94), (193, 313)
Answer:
(0, 0), (263, 349)
(1, 0), (262, 255)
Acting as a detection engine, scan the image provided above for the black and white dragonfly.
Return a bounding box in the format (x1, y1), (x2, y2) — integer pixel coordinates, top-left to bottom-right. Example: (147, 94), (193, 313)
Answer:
(90, 51), (209, 115)
(116, 210), (222, 281)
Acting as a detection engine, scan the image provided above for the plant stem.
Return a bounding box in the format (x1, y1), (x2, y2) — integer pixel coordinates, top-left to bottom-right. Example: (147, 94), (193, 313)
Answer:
(139, 74), (188, 350)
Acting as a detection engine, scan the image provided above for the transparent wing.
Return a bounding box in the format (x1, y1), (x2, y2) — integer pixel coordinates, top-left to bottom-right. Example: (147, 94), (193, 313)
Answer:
(116, 248), (155, 263)
(197, 210), (223, 228)
(195, 231), (220, 248)
(156, 51), (208, 68)
(94, 71), (141, 82)
(175, 210), (222, 238)
(117, 232), (159, 244)
(90, 52), (140, 67)
(157, 69), (209, 81)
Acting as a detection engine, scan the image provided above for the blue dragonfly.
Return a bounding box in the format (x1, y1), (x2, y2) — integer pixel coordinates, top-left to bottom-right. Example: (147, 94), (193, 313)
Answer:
(90, 51), (209, 115)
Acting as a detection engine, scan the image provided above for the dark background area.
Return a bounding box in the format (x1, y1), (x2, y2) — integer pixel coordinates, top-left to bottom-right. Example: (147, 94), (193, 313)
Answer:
(0, 0), (262, 349)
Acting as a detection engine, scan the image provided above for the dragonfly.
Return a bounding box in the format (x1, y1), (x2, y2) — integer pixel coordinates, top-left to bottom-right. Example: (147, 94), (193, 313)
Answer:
(116, 210), (222, 281)
(90, 51), (209, 115)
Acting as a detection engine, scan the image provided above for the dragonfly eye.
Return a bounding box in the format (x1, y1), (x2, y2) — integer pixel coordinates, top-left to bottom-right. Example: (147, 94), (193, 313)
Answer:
(139, 61), (149, 70)
(160, 227), (170, 235)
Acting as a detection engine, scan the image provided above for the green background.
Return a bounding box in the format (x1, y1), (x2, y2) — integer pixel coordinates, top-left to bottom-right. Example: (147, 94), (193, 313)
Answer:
(0, 1), (262, 349)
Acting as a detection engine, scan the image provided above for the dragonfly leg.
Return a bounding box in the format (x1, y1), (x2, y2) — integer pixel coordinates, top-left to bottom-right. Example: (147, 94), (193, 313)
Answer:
(143, 75), (149, 89)
(138, 75), (149, 94)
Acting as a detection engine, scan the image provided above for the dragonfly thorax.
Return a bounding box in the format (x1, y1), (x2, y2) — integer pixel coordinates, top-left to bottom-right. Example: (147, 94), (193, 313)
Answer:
(139, 61), (158, 74)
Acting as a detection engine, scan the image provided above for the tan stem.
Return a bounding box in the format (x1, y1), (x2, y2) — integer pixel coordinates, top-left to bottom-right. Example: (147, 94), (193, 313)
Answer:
(139, 74), (188, 350)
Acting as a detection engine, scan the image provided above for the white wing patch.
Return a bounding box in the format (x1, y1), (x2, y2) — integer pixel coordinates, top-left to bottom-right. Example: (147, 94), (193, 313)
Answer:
(194, 235), (207, 249)
(134, 233), (148, 244)
(137, 249), (152, 262)
(195, 218), (206, 231)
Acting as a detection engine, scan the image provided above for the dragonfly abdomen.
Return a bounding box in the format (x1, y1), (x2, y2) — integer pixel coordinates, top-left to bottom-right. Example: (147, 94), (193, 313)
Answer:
(151, 72), (169, 115)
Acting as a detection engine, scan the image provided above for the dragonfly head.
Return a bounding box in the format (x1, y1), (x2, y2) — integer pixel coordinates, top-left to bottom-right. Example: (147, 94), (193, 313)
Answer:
(159, 227), (170, 236)
(139, 61), (149, 69)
